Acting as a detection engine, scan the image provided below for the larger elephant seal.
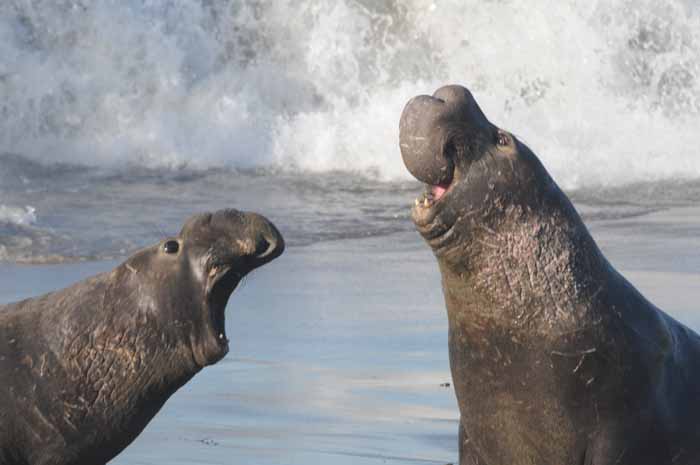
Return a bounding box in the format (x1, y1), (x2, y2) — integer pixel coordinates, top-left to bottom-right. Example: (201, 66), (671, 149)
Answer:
(0, 209), (284, 465)
(400, 85), (700, 465)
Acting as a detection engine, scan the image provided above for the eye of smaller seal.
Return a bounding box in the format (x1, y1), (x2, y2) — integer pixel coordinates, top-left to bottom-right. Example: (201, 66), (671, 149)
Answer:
(496, 132), (510, 147)
(163, 240), (180, 254)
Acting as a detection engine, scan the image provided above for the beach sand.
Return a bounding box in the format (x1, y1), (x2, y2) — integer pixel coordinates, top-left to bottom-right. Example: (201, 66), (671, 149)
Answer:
(0, 206), (698, 465)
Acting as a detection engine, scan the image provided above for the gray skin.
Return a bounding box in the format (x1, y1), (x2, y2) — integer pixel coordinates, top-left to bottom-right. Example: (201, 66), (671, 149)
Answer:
(0, 209), (284, 465)
(400, 85), (700, 465)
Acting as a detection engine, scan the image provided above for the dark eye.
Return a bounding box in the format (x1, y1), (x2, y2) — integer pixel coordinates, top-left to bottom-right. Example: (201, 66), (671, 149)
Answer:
(497, 132), (509, 147)
(163, 240), (179, 254)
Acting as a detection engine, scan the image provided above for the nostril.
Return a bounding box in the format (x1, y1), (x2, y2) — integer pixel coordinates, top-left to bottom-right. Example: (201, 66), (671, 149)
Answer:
(254, 235), (277, 259)
(245, 214), (285, 261)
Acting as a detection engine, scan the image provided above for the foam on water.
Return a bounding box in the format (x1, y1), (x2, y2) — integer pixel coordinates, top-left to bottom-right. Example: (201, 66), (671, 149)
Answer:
(0, 204), (36, 225)
(1, 0), (699, 188)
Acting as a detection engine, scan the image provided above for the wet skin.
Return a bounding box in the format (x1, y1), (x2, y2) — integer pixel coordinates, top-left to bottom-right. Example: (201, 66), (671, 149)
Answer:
(0, 209), (284, 465)
(400, 85), (700, 465)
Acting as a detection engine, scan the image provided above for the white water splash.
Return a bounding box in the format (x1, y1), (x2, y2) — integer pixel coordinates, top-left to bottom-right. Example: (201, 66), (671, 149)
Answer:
(0, 0), (699, 188)
(0, 205), (36, 225)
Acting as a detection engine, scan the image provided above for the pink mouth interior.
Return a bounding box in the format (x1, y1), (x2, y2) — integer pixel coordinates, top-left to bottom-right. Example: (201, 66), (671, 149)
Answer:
(432, 184), (449, 200)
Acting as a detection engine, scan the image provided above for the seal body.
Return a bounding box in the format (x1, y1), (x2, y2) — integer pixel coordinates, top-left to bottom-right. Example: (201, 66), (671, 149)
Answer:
(400, 85), (700, 465)
(0, 209), (284, 465)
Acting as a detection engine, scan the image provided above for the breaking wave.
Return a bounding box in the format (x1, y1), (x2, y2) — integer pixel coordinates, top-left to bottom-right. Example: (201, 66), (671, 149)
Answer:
(0, 0), (699, 188)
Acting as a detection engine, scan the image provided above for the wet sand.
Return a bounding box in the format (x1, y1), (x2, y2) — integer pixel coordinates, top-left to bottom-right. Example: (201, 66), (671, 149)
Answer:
(0, 206), (698, 464)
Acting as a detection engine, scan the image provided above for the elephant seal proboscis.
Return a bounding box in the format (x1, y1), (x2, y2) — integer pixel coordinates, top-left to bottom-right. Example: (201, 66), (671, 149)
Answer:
(0, 209), (284, 465)
(400, 85), (700, 465)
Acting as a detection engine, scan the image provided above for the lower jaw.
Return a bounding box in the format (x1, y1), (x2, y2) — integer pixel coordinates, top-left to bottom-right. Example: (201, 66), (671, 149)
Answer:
(426, 221), (459, 253)
(411, 198), (440, 227)
(208, 329), (230, 362)
(192, 334), (230, 367)
(412, 182), (452, 224)
(412, 202), (448, 233)
(206, 343), (229, 365)
(412, 204), (459, 251)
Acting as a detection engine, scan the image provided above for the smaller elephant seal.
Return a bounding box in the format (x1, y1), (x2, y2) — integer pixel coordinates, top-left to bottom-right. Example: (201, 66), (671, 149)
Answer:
(400, 85), (700, 465)
(0, 209), (284, 465)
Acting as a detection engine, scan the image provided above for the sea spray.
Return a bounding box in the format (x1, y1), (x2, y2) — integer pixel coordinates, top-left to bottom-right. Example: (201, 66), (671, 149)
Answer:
(0, 0), (698, 188)
(0, 205), (36, 226)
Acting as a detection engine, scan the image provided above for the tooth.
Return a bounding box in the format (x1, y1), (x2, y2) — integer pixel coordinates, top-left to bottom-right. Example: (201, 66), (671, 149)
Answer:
(423, 198), (429, 207)
(209, 267), (218, 277)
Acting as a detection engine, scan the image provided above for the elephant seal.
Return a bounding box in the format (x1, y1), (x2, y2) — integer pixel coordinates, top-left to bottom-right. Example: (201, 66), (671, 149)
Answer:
(0, 209), (284, 465)
(400, 85), (700, 465)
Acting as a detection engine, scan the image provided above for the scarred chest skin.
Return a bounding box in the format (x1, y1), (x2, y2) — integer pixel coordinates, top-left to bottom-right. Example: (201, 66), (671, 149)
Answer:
(441, 202), (677, 465)
(0, 272), (198, 465)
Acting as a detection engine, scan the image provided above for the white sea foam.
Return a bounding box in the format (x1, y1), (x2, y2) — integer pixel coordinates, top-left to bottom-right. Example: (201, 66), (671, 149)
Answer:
(0, 0), (699, 188)
(0, 205), (36, 226)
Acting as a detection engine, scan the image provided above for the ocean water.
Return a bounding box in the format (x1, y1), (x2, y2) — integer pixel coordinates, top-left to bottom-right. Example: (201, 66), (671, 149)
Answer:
(1, 1), (700, 464)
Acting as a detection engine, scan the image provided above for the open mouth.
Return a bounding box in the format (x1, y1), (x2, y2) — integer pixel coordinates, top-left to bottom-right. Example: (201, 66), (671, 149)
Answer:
(411, 176), (459, 249)
(206, 265), (243, 349)
(431, 183), (449, 200)
(414, 178), (453, 214)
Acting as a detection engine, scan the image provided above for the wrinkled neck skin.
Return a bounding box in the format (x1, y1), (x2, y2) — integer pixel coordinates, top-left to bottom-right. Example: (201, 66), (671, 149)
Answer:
(4, 264), (201, 463)
(429, 138), (609, 339)
(438, 179), (608, 340)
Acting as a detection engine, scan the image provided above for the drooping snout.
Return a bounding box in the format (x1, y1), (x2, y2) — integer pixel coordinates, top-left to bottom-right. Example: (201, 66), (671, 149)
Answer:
(208, 209), (285, 270)
(399, 85), (492, 186)
(179, 209), (285, 271)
